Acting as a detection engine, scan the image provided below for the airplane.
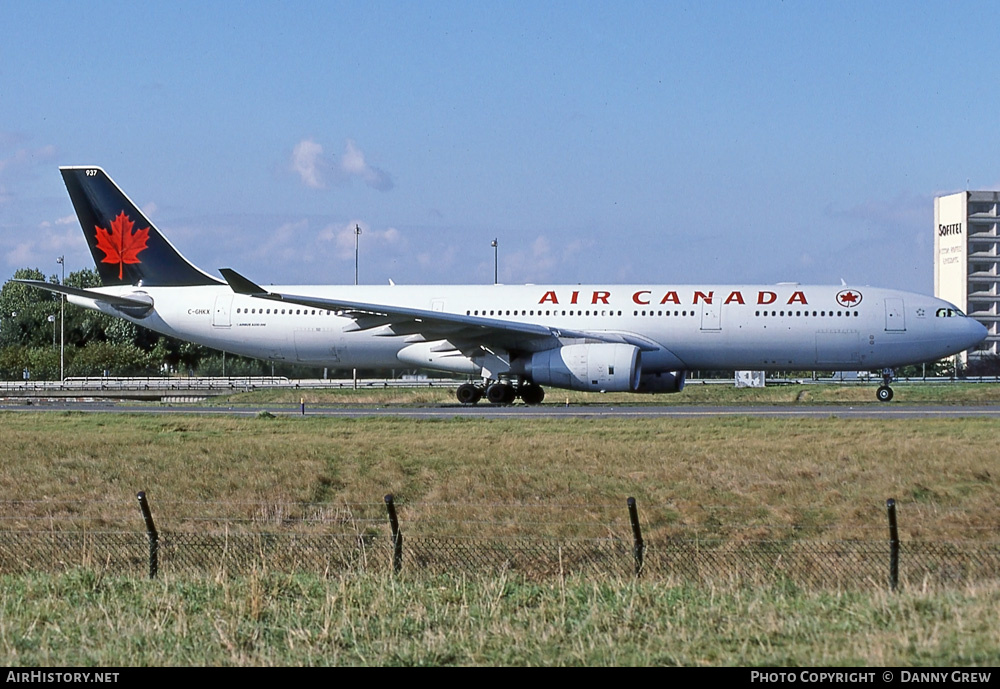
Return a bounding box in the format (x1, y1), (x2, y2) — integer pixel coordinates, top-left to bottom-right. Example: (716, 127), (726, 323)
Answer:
(16, 166), (987, 404)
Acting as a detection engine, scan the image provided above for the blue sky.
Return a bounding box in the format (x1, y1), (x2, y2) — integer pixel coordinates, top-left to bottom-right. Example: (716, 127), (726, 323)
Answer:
(2, 1), (998, 293)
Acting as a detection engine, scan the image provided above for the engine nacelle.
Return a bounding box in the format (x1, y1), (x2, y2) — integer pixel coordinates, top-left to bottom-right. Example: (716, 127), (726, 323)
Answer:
(636, 370), (687, 394)
(519, 343), (641, 392)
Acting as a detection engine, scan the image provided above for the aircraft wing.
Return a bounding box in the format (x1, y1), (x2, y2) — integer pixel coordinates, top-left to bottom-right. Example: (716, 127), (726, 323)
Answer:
(219, 269), (653, 354)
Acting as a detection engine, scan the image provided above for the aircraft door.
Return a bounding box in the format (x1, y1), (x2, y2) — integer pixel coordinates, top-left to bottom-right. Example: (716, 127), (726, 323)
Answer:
(700, 301), (721, 331)
(885, 298), (906, 332)
(212, 295), (233, 328)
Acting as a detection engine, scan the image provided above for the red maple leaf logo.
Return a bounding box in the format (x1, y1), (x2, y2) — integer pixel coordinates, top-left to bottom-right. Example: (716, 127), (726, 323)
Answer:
(836, 290), (862, 307)
(94, 211), (150, 280)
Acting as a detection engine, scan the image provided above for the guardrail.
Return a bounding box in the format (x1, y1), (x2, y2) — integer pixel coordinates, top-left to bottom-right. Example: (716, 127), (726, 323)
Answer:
(0, 376), (464, 398)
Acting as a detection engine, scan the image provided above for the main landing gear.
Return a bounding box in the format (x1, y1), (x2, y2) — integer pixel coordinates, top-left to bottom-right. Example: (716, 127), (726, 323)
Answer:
(876, 368), (895, 402)
(456, 380), (546, 406)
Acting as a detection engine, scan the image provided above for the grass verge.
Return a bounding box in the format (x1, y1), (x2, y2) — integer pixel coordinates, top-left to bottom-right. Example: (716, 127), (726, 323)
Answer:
(0, 570), (997, 666)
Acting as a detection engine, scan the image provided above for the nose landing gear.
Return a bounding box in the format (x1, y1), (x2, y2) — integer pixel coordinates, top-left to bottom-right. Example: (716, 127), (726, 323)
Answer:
(876, 368), (895, 402)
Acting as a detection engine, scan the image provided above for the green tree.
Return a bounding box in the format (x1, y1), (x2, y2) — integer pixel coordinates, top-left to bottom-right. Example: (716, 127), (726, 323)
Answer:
(0, 269), (58, 349)
(66, 341), (154, 377)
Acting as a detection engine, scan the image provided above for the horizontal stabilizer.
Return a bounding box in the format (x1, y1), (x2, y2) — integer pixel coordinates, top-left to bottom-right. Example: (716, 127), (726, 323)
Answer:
(13, 279), (155, 309)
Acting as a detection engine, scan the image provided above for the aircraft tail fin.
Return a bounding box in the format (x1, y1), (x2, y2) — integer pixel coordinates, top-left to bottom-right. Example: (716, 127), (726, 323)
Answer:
(60, 167), (222, 286)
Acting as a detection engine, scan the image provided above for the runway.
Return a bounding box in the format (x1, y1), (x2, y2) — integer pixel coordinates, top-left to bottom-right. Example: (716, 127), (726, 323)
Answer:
(4, 399), (1000, 419)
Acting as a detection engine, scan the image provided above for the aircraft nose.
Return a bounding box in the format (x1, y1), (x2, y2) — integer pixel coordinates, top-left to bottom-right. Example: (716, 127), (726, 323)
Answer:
(964, 317), (988, 349)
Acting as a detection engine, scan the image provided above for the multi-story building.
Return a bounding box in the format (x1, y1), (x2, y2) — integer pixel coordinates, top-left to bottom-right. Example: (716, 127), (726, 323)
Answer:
(934, 190), (1000, 363)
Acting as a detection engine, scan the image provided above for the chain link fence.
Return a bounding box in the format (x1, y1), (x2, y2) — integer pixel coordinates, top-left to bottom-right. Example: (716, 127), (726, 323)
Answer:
(0, 495), (997, 589)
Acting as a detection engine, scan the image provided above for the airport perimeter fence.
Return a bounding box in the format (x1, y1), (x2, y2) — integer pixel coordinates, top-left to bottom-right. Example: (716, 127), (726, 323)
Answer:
(0, 494), (997, 590)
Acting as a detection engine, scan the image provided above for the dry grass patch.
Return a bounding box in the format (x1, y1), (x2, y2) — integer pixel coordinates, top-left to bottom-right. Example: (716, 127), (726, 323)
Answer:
(0, 412), (995, 544)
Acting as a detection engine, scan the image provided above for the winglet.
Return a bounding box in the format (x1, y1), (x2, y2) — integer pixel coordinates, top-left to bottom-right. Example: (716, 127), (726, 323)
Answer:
(219, 268), (269, 296)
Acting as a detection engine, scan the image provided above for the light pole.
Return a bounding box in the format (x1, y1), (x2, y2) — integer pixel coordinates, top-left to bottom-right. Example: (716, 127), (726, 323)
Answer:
(491, 238), (498, 284)
(48, 315), (56, 348)
(56, 256), (65, 382)
(353, 224), (361, 388)
(354, 224), (361, 286)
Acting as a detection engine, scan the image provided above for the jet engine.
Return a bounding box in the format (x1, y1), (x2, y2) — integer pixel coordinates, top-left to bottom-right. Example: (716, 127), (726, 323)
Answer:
(518, 343), (641, 392)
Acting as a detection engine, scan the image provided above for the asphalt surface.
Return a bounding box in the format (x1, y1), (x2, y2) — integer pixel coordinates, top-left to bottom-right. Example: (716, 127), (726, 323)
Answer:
(4, 399), (1000, 419)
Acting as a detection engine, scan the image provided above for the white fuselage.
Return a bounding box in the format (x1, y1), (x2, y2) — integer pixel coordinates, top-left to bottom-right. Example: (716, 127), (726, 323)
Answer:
(72, 282), (986, 376)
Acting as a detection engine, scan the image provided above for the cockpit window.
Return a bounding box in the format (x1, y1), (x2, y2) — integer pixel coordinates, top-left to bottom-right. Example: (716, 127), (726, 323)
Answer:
(935, 307), (966, 318)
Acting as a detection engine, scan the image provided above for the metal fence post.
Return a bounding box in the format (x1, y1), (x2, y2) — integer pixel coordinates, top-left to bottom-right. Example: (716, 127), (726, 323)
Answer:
(627, 497), (644, 577)
(887, 498), (899, 592)
(136, 491), (159, 579)
(384, 494), (403, 573)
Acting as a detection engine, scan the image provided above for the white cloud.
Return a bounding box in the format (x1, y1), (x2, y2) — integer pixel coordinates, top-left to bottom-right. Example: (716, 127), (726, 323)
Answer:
(5, 242), (34, 265)
(496, 235), (564, 283)
(2, 221), (86, 269)
(251, 218), (311, 262)
(290, 139), (326, 189)
(340, 139), (394, 191)
(289, 138), (394, 192)
(318, 221), (406, 260)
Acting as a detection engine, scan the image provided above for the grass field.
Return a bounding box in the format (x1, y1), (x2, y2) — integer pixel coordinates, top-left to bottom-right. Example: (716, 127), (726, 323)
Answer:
(1, 411), (997, 541)
(0, 405), (997, 665)
(2, 571), (998, 666)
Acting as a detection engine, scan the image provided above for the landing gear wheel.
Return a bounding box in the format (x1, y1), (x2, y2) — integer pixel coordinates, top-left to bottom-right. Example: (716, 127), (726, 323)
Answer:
(876, 385), (894, 402)
(502, 384), (517, 404)
(456, 383), (482, 405)
(486, 383), (515, 405)
(519, 383), (545, 405)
